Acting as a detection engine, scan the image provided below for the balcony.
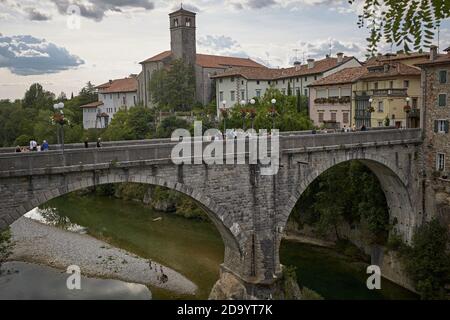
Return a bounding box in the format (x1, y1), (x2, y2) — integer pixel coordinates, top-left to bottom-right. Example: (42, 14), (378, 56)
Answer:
(355, 89), (408, 98)
(407, 107), (420, 118)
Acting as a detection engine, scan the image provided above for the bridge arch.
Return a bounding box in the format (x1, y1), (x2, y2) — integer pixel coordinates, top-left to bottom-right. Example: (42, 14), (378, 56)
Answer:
(280, 151), (416, 244)
(8, 171), (242, 258)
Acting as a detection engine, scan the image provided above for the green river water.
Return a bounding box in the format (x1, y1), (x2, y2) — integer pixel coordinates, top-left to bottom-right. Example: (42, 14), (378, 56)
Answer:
(14, 194), (418, 300)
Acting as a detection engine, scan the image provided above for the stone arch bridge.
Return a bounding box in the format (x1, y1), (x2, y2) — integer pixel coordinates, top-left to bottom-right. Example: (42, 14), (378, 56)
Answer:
(0, 128), (423, 299)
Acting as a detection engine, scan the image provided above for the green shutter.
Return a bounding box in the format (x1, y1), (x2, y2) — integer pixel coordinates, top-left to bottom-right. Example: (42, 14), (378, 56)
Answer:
(434, 120), (439, 133)
(445, 121), (449, 134)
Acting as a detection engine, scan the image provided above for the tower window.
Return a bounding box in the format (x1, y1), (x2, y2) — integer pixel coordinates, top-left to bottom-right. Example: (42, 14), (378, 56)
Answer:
(174, 19), (179, 27)
(186, 18), (191, 27)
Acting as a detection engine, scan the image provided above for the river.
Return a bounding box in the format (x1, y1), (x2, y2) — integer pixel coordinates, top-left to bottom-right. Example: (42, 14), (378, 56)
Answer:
(2, 193), (418, 300)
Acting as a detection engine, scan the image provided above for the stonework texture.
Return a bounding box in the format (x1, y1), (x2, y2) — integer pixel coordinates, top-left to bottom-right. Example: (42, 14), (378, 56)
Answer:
(0, 129), (423, 299)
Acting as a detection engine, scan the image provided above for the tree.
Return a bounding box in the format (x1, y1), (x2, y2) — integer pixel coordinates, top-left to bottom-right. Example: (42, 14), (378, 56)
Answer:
(350, 0), (450, 56)
(404, 219), (450, 299)
(102, 106), (155, 141)
(155, 116), (190, 138)
(23, 83), (55, 110)
(149, 59), (196, 111)
(0, 229), (13, 272)
(78, 81), (97, 105)
(287, 82), (292, 96)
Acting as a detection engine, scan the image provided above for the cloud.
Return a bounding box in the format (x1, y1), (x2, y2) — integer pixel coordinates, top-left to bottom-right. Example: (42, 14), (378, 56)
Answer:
(246, 0), (276, 9)
(198, 35), (240, 51)
(0, 35), (84, 75)
(49, 0), (155, 21)
(297, 38), (365, 60)
(26, 8), (51, 21)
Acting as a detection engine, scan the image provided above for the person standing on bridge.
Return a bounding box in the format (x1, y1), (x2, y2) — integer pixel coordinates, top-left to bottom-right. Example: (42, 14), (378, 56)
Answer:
(96, 138), (102, 148)
(42, 140), (49, 151)
(84, 138), (89, 149)
(29, 139), (37, 151)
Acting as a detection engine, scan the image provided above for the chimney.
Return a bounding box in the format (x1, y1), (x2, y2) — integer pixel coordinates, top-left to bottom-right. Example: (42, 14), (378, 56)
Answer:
(307, 58), (315, 69)
(337, 52), (344, 63)
(109, 80), (113, 84)
(430, 45), (438, 61)
(326, 54), (330, 59)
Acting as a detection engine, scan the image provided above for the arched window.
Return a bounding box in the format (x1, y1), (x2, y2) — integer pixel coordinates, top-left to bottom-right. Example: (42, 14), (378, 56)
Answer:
(186, 18), (191, 27)
(174, 19), (179, 27)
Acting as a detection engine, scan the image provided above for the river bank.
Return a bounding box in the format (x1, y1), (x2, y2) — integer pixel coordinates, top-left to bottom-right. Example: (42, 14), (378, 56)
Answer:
(8, 216), (197, 296)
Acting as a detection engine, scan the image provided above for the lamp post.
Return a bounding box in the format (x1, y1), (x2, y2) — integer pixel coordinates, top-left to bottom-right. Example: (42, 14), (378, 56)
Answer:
(405, 97), (411, 128)
(270, 98), (277, 131)
(249, 99), (256, 130)
(240, 100), (247, 130)
(220, 100), (227, 137)
(53, 102), (65, 154)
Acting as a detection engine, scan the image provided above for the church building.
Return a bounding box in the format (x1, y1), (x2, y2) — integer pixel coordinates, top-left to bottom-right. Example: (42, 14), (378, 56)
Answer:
(137, 7), (264, 107)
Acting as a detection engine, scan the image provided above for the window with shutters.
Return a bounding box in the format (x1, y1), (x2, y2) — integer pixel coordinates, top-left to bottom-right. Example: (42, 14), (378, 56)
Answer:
(331, 112), (337, 122)
(317, 89), (327, 98)
(437, 153), (445, 171)
(343, 112), (349, 124)
(329, 88), (339, 97)
(438, 94), (447, 107)
(436, 119), (448, 133)
(318, 112), (324, 123)
(378, 101), (384, 112)
(219, 91), (224, 102)
(230, 91), (235, 102)
(439, 70), (447, 84)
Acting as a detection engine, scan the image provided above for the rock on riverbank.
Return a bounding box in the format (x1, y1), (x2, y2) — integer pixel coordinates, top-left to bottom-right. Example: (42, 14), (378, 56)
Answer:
(9, 217), (197, 296)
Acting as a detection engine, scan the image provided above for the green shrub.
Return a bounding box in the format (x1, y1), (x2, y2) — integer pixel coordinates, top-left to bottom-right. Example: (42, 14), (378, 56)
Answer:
(0, 229), (13, 271)
(301, 287), (324, 300)
(404, 219), (450, 300)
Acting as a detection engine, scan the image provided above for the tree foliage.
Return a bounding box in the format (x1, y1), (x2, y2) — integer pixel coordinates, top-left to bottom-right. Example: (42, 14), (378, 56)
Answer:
(403, 219), (450, 299)
(149, 59), (196, 111)
(293, 161), (390, 243)
(0, 229), (13, 272)
(102, 106), (155, 141)
(223, 88), (313, 132)
(350, 0), (450, 56)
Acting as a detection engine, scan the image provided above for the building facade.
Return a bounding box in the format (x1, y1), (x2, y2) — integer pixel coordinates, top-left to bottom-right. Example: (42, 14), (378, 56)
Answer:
(308, 66), (367, 128)
(212, 53), (362, 115)
(137, 7), (264, 108)
(81, 76), (138, 129)
(417, 46), (450, 227)
(353, 60), (423, 129)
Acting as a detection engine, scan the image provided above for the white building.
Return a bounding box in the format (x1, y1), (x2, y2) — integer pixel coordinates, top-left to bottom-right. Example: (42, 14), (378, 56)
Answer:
(81, 76), (138, 129)
(212, 53), (362, 114)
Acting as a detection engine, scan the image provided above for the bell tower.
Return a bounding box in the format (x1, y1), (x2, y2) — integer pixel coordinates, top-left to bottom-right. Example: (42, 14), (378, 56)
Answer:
(169, 6), (197, 66)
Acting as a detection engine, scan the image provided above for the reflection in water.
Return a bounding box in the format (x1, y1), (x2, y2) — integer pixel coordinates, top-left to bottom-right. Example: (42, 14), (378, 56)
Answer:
(0, 261), (151, 300)
(24, 194), (417, 300)
(25, 208), (87, 234)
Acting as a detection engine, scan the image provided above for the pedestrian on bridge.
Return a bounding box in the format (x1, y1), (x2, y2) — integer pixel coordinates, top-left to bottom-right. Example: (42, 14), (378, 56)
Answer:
(42, 140), (49, 151)
(96, 138), (102, 148)
(84, 138), (89, 149)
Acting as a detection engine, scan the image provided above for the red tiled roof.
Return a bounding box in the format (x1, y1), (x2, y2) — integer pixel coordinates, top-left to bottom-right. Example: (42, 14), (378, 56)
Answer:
(309, 67), (368, 87)
(415, 53), (450, 67)
(211, 56), (358, 80)
(276, 56), (355, 78)
(80, 101), (104, 108)
(210, 67), (281, 80)
(359, 61), (421, 80)
(96, 77), (138, 94)
(140, 51), (264, 68)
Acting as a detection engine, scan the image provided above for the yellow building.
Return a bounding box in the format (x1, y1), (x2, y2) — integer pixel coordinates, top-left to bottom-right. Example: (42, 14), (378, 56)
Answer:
(352, 53), (428, 128)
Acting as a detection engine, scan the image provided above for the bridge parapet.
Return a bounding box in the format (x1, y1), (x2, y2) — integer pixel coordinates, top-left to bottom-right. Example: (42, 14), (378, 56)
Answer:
(0, 129), (422, 176)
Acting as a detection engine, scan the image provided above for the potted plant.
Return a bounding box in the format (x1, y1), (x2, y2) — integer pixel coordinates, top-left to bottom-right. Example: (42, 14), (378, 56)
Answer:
(367, 106), (375, 113)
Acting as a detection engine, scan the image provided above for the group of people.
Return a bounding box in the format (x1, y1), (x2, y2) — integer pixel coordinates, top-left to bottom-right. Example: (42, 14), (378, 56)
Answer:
(15, 139), (49, 153)
(341, 124), (367, 133)
(84, 138), (103, 149)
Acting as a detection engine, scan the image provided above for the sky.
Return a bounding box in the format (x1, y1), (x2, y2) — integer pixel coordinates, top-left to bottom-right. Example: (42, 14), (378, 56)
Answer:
(0, 0), (449, 100)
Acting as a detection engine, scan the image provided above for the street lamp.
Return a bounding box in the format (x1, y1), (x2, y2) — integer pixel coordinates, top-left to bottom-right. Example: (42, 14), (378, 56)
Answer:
(240, 100), (247, 130)
(53, 102), (65, 154)
(249, 99), (256, 130)
(270, 98), (277, 131)
(220, 100), (227, 137)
